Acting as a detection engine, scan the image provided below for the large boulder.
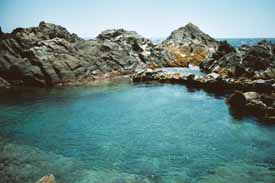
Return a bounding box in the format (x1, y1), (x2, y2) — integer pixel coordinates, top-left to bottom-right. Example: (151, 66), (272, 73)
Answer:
(0, 22), (172, 87)
(162, 23), (220, 66)
(226, 91), (247, 109)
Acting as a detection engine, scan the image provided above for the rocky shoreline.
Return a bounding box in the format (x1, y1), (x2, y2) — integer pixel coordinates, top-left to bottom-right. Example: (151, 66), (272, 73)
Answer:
(1, 22), (275, 124)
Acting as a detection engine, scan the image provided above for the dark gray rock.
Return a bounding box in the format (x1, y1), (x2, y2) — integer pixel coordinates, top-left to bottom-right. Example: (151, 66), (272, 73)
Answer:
(96, 29), (172, 68)
(212, 41), (236, 60)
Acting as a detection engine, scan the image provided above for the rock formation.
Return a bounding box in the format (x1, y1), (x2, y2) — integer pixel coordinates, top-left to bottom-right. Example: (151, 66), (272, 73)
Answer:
(0, 22), (172, 87)
(162, 23), (219, 67)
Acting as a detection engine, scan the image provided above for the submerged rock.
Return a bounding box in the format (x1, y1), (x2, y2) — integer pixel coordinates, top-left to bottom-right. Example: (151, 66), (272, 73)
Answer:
(0, 22), (171, 87)
(35, 175), (56, 183)
(199, 161), (275, 183)
(162, 23), (219, 67)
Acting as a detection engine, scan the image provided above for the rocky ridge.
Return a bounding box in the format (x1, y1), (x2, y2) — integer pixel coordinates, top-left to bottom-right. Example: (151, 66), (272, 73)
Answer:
(0, 22), (172, 87)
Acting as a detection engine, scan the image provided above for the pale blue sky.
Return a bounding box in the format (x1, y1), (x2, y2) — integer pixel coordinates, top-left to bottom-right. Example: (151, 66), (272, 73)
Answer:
(0, 0), (274, 38)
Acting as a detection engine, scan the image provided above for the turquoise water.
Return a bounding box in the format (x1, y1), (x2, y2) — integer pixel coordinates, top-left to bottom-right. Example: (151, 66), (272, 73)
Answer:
(0, 82), (274, 183)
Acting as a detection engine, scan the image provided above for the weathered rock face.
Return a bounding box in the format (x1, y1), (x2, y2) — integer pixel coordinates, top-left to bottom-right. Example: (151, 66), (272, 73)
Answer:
(200, 40), (275, 79)
(0, 22), (84, 87)
(0, 22), (172, 87)
(162, 23), (219, 67)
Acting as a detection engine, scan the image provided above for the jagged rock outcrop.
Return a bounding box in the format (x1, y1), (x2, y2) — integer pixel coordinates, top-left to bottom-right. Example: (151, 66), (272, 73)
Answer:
(76, 29), (172, 75)
(200, 40), (275, 79)
(0, 22), (172, 87)
(162, 23), (219, 67)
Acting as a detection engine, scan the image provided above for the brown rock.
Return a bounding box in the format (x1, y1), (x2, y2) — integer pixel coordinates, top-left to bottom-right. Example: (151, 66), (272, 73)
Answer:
(162, 23), (219, 66)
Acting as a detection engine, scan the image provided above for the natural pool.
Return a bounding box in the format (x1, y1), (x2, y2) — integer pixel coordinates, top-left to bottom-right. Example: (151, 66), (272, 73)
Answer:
(0, 81), (274, 183)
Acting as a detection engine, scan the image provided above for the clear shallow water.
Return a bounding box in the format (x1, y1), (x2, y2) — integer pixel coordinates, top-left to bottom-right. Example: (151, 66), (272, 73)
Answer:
(0, 82), (274, 183)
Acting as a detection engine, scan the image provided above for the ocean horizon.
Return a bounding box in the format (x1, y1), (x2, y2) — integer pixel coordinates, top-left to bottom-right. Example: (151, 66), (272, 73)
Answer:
(151, 37), (275, 47)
